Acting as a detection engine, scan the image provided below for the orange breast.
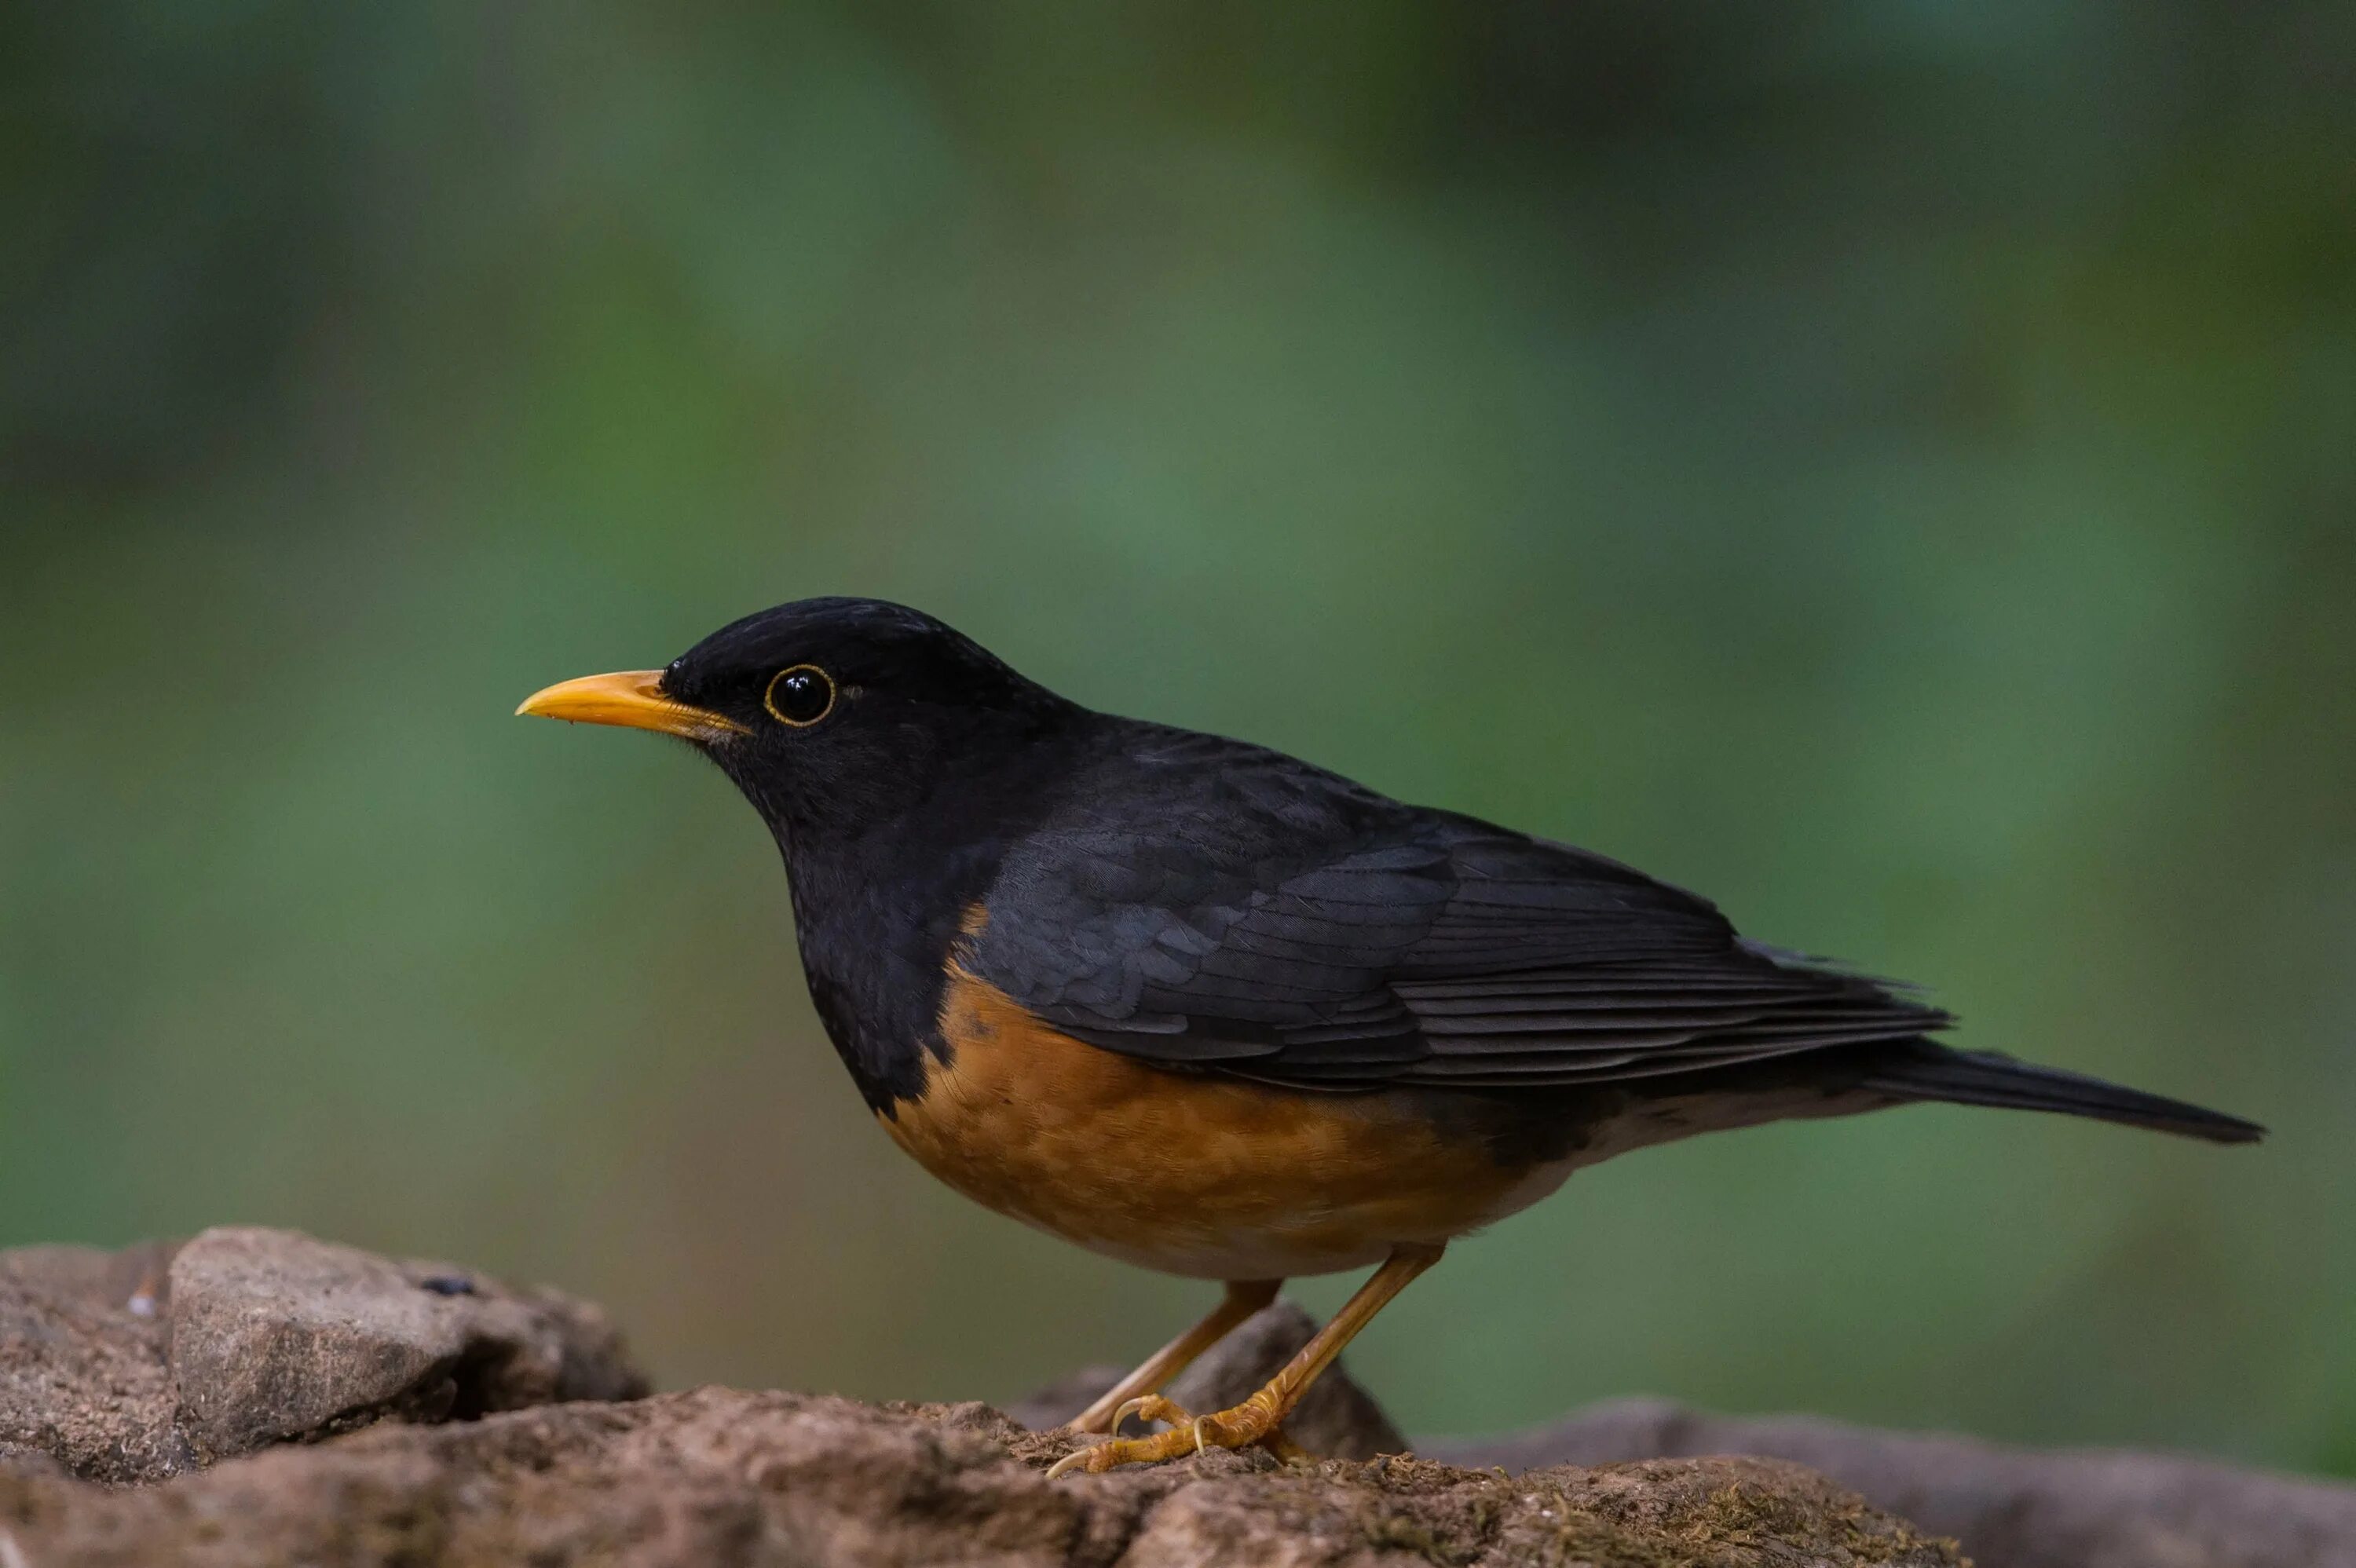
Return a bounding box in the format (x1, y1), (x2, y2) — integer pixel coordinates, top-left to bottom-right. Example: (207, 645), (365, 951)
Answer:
(876, 964), (1569, 1279)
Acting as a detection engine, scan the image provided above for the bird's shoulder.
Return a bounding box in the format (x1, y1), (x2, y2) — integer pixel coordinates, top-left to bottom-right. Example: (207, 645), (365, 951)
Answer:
(962, 717), (1732, 1028)
(949, 715), (1942, 1092)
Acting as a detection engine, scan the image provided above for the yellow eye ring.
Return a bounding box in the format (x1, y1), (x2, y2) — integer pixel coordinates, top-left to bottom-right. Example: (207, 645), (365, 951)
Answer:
(763, 664), (836, 726)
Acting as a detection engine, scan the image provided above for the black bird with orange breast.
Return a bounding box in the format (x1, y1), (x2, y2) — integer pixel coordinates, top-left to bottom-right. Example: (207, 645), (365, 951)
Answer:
(518, 596), (2261, 1475)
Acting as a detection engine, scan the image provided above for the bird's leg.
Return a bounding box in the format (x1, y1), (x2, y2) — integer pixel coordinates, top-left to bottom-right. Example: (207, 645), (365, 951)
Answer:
(1048, 1243), (1442, 1478)
(1063, 1278), (1280, 1435)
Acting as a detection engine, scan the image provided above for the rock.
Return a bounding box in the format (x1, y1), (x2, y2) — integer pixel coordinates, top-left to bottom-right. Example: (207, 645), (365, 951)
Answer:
(1432, 1399), (2356, 1568)
(1015, 1310), (2356, 1566)
(1006, 1299), (1407, 1460)
(0, 1385), (1962, 1567)
(15, 1228), (2349, 1563)
(0, 1228), (647, 1480)
(167, 1226), (645, 1460)
(0, 1241), (188, 1482)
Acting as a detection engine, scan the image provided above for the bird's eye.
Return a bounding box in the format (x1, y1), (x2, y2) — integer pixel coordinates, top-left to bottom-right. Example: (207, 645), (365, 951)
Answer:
(764, 664), (836, 726)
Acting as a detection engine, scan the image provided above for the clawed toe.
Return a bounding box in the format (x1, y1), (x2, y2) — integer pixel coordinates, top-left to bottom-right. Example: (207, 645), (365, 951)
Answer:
(1045, 1396), (1276, 1478)
(1048, 1248), (1443, 1480)
(1113, 1395), (1196, 1435)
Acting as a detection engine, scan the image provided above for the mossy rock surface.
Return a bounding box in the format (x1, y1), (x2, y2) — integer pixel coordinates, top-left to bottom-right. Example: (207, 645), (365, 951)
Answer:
(14, 1232), (2354, 1566)
(0, 1386), (1961, 1567)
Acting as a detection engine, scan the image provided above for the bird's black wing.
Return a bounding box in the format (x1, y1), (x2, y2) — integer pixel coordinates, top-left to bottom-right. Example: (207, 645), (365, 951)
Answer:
(961, 728), (1948, 1091)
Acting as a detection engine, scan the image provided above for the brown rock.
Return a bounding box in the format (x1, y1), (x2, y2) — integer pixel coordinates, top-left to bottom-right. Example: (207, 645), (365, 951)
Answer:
(1016, 1310), (2356, 1566)
(1436, 1398), (2356, 1568)
(0, 1386), (1962, 1567)
(166, 1226), (644, 1460)
(0, 1228), (647, 1480)
(20, 1228), (2343, 1563)
(0, 1241), (190, 1482)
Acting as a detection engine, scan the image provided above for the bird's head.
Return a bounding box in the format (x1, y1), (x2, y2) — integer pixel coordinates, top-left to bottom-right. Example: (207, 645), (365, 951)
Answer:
(518, 597), (1075, 839)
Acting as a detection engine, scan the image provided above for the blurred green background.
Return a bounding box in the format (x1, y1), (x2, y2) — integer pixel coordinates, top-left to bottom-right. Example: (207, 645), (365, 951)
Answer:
(4, 1), (2351, 1476)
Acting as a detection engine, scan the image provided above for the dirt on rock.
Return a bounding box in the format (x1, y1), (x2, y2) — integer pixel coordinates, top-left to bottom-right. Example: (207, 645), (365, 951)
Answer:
(9, 1229), (2354, 1566)
(0, 1385), (1960, 1568)
(0, 1231), (1961, 1566)
(1436, 1399), (2356, 1568)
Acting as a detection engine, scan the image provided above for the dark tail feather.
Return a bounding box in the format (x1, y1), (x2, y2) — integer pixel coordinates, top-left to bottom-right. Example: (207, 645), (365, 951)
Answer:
(1860, 1040), (2264, 1145)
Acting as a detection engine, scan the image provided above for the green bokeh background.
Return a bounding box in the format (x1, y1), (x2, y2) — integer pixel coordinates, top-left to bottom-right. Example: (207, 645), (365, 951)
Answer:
(5, 2), (2351, 1475)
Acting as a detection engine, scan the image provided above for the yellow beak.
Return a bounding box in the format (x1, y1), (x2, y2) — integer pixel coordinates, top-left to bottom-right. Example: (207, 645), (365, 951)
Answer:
(515, 670), (748, 741)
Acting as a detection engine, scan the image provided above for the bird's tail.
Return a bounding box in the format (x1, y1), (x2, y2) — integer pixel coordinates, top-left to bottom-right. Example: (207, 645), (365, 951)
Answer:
(1858, 1040), (2264, 1145)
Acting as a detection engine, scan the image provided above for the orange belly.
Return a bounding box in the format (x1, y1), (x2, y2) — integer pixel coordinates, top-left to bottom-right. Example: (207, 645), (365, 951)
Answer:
(876, 966), (1571, 1278)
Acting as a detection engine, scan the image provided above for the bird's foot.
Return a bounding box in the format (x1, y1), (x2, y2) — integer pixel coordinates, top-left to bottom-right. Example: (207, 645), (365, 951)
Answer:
(1046, 1393), (1304, 1478)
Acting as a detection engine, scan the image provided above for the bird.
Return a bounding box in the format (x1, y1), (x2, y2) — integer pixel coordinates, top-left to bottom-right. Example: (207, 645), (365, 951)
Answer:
(517, 596), (2262, 1477)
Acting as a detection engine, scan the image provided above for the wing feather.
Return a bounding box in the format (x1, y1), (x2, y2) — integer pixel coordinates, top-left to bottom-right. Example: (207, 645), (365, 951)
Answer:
(965, 729), (1948, 1092)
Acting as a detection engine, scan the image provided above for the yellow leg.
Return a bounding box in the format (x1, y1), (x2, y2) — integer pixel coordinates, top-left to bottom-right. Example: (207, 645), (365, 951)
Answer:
(1048, 1243), (1443, 1478)
(1064, 1278), (1280, 1435)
